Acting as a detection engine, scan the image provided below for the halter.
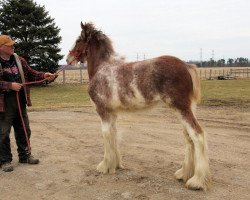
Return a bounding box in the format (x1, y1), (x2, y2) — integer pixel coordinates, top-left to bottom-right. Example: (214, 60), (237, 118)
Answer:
(68, 35), (92, 64)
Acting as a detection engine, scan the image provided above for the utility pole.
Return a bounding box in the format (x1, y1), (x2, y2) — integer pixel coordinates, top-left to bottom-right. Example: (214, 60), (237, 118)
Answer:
(211, 50), (215, 67)
(136, 53), (139, 61)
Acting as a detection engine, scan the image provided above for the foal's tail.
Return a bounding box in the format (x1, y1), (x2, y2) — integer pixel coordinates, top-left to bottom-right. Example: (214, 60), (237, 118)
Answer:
(187, 64), (201, 104)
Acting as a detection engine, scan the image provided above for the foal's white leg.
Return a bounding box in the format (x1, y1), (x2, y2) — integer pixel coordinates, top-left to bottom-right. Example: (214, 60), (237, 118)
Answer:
(97, 114), (122, 174)
(175, 130), (194, 182)
(111, 120), (124, 170)
(181, 117), (211, 191)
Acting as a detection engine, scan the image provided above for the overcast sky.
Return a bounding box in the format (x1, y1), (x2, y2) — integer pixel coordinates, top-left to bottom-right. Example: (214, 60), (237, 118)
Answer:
(36, 0), (250, 63)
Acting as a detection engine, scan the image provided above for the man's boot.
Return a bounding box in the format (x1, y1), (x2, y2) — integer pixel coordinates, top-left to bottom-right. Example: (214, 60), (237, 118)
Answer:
(1, 162), (14, 172)
(19, 155), (39, 164)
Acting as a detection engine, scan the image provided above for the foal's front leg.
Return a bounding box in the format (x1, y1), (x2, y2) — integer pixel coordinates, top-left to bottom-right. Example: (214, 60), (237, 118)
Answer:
(97, 112), (122, 174)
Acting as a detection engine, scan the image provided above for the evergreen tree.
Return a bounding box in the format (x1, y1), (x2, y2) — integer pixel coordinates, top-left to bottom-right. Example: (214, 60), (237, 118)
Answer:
(0, 0), (63, 72)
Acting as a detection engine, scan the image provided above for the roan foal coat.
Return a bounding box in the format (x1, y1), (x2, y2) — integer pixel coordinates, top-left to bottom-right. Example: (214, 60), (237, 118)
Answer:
(67, 22), (211, 191)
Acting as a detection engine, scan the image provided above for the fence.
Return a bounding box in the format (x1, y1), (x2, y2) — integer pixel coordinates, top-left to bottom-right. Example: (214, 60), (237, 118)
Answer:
(55, 69), (89, 84)
(199, 67), (250, 80)
(54, 67), (250, 84)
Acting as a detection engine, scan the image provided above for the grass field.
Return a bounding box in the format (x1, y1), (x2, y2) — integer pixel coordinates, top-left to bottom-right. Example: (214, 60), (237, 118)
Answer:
(30, 84), (90, 110)
(29, 79), (250, 111)
(201, 79), (250, 108)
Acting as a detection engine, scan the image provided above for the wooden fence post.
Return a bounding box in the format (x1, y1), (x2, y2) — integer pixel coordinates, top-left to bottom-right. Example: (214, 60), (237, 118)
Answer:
(80, 68), (83, 84)
(63, 70), (65, 84)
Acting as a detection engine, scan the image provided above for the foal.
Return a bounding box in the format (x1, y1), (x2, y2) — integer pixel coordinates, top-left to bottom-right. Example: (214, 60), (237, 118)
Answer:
(67, 22), (211, 190)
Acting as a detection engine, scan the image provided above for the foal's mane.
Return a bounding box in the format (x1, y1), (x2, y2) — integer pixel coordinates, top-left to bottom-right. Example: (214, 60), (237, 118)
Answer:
(81, 22), (114, 61)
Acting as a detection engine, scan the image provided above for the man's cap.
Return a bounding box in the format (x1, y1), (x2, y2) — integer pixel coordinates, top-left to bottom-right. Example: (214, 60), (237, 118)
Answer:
(0, 35), (15, 46)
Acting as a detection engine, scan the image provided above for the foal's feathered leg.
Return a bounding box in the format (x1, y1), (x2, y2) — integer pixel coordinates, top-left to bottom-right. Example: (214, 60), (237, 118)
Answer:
(179, 109), (211, 191)
(96, 110), (123, 174)
(111, 117), (124, 170)
(174, 129), (195, 182)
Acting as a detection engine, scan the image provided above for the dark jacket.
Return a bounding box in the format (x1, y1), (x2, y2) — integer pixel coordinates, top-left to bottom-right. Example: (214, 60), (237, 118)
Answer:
(0, 55), (44, 112)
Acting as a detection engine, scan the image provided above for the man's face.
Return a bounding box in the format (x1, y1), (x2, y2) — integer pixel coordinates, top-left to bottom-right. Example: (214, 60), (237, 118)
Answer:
(0, 44), (15, 56)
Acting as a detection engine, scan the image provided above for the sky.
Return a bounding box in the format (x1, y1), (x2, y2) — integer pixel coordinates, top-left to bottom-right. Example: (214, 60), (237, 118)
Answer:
(35, 0), (250, 64)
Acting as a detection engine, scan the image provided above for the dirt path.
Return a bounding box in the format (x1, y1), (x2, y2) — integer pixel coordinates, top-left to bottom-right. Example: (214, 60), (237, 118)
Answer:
(0, 105), (249, 200)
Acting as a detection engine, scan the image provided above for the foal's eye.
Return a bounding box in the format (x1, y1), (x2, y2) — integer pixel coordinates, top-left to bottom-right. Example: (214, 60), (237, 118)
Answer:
(76, 39), (81, 43)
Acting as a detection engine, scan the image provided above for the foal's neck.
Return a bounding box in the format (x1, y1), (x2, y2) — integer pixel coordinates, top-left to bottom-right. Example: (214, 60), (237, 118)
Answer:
(87, 55), (109, 79)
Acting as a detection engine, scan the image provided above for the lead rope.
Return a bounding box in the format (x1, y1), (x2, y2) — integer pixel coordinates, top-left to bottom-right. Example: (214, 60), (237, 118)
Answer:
(16, 65), (68, 155)
(16, 92), (31, 154)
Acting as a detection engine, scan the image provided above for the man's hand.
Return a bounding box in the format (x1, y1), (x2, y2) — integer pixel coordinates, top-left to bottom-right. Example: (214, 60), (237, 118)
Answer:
(44, 72), (56, 81)
(11, 82), (22, 92)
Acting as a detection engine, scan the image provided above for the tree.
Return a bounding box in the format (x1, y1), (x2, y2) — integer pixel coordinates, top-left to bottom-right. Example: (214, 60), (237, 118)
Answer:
(217, 59), (225, 67)
(208, 58), (216, 67)
(0, 0), (63, 72)
(235, 57), (249, 67)
(227, 58), (234, 66)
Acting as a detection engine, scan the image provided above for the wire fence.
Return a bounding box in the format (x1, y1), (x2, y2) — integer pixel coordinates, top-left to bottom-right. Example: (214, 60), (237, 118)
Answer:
(54, 67), (250, 84)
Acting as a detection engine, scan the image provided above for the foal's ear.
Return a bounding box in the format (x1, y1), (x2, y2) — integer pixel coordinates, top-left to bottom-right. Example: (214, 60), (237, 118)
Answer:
(81, 22), (84, 29)
(80, 22), (86, 39)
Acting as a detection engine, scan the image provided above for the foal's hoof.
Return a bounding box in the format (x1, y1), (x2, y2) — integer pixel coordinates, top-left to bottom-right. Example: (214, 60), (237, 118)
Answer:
(97, 161), (109, 174)
(117, 163), (125, 170)
(174, 168), (184, 181)
(96, 161), (116, 174)
(185, 176), (209, 191)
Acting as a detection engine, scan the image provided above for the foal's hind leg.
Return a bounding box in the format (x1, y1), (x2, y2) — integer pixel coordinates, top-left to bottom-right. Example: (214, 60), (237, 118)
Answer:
(96, 110), (123, 174)
(175, 129), (195, 182)
(179, 109), (211, 191)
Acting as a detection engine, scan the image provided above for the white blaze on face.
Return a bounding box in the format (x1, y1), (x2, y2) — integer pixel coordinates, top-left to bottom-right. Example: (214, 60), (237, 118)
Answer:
(66, 36), (79, 66)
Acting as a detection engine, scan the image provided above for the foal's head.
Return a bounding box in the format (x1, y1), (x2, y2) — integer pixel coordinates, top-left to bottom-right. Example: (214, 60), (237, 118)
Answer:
(66, 22), (114, 66)
(66, 22), (94, 65)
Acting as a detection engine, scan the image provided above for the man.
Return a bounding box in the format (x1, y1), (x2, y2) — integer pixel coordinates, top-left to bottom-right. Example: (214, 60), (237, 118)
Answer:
(0, 35), (55, 172)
